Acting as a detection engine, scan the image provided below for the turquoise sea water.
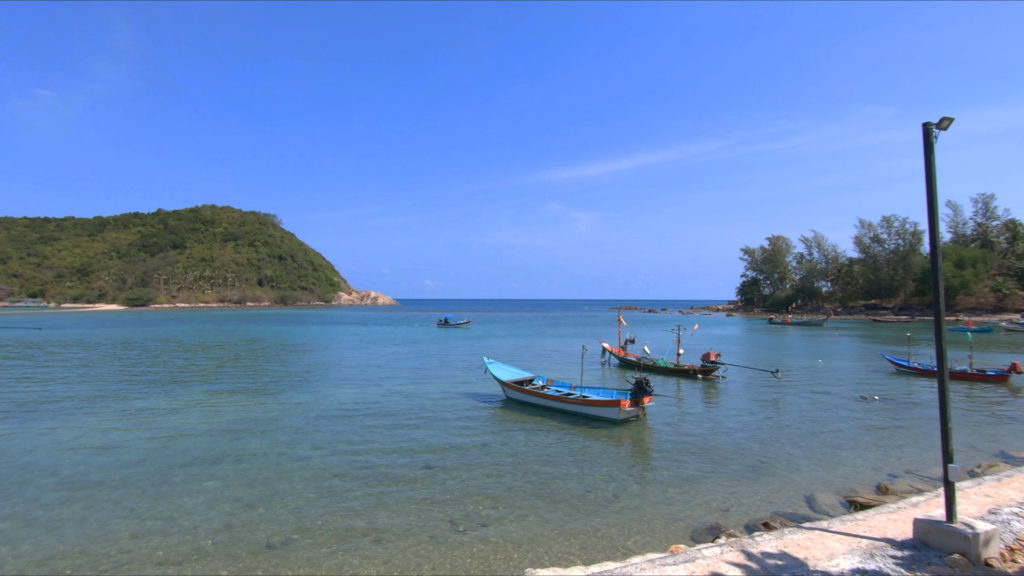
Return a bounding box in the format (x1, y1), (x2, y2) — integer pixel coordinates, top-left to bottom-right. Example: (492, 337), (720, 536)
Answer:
(2, 299), (1023, 575)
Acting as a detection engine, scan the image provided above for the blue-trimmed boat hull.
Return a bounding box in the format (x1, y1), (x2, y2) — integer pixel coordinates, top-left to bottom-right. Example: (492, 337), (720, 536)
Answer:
(947, 325), (994, 333)
(482, 357), (652, 422)
(881, 353), (1017, 383)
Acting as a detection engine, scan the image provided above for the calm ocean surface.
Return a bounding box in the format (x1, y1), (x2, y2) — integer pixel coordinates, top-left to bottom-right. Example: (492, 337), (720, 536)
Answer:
(2, 299), (1023, 575)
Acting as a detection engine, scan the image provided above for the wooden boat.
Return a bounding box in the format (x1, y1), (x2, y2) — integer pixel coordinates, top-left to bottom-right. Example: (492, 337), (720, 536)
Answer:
(482, 356), (653, 422)
(947, 322), (994, 333)
(881, 353), (1023, 383)
(437, 314), (471, 327)
(1004, 323), (1024, 333)
(599, 313), (720, 378)
(768, 311), (832, 326)
(869, 316), (915, 323)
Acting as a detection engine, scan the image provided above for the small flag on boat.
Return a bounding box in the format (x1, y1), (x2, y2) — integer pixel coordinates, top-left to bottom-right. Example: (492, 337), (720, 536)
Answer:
(618, 314), (627, 326)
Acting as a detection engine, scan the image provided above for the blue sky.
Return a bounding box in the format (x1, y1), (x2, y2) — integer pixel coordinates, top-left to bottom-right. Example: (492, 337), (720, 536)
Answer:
(3, 2), (1023, 300)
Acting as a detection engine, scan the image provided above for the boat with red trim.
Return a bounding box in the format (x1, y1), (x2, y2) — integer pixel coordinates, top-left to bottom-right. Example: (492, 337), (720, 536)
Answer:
(599, 313), (721, 378)
(483, 356), (653, 422)
(881, 353), (1022, 384)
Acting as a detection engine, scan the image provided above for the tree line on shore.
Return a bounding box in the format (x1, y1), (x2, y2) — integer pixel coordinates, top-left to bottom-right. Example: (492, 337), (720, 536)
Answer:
(0, 205), (352, 306)
(736, 193), (1024, 313)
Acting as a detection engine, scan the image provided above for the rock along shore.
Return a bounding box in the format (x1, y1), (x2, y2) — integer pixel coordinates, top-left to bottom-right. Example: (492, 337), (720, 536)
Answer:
(527, 465), (1024, 576)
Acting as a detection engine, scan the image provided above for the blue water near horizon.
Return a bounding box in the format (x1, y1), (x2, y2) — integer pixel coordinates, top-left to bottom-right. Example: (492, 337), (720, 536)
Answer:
(2, 299), (1023, 574)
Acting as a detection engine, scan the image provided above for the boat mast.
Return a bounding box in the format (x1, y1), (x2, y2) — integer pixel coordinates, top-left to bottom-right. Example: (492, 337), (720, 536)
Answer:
(674, 324), (683, 364)
(579, 344), (588, 396)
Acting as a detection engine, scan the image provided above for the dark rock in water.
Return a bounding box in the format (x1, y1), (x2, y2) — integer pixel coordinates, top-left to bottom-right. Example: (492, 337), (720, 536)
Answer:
(877, 480), (934, 496)
(806, 492), (850, 518)
(690, 521), (739, 544)
(998, 450), (1024, 464)
(970, 461), (1014, 478)
(712, 529), (744, 543)
(744, 515), (796, 534)
(265, 534), (298, 550)
(844, 489), (902, 512)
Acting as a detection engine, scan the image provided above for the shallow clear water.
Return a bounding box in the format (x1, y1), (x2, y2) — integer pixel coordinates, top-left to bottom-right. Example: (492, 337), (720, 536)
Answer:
(1, 300), (1022, 574)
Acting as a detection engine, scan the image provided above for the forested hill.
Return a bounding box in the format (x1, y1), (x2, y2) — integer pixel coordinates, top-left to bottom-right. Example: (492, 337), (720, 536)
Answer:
(0, 205), (355, 306)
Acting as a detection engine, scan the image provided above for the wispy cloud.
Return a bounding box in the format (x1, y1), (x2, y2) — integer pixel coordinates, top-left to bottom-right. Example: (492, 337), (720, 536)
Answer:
(527, 110), (923, 185)
(532, 140), (732, 182)
(533, 149), (679, 181)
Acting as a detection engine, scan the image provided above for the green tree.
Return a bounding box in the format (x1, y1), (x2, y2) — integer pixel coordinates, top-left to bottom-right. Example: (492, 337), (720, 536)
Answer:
(943, 199), (970, 247)
(940, 245), (992, 306)
(968, 192), (1009, 252)
(737, 235), (796, 308)
(998, 217), (1024, 273)
(851, 215), (925, 303)
(793, 230), (844, 307)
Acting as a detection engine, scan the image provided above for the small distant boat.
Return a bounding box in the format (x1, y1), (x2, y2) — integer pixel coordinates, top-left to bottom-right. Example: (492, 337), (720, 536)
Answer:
(768, 311), (833, 326)
(881, 353), (1023, 384)
(600, 313), (720, 378)
(437, 314), (471, 327)
(482, 355), (653, 422)
(947, 322), (994, 333)
(870, 316), (915, 323)
(1004, 323), (1024, 333)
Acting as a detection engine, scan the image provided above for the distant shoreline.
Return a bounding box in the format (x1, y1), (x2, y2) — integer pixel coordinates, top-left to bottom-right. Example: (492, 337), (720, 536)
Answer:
(3, 301), (1021, 323)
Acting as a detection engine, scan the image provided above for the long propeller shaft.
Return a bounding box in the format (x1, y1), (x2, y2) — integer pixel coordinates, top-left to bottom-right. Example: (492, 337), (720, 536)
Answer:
(712, 360), (782, 379)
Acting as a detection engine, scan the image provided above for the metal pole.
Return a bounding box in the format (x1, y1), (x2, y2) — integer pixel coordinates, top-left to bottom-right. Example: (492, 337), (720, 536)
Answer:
(922, 120), (957, 524)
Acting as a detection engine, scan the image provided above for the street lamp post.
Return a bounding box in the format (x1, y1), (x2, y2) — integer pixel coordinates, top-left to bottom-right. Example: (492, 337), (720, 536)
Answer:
(922, 116), (956, 524)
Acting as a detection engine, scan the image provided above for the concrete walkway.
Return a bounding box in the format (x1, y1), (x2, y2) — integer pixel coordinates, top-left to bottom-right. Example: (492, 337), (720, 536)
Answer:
(528, 467), (1024, 575)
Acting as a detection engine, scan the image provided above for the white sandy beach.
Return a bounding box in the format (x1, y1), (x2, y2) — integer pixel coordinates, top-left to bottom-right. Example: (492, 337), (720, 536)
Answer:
(53, 303), (128, 311)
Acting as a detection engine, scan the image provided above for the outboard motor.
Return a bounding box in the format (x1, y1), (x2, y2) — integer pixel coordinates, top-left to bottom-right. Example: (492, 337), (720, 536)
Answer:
(630, 375), (654, 400)
(701, 350), (721, 364)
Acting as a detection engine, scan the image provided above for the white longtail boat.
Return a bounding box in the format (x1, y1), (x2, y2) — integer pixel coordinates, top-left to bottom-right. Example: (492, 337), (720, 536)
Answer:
(482, 355), (653, 422)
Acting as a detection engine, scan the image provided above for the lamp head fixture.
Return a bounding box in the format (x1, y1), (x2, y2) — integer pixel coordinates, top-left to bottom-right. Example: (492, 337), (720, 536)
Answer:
(936, 116), (955, 131)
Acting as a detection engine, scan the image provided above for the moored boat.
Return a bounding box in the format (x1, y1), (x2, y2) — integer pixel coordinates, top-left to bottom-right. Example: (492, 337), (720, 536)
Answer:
(600, 313), (720, 378)
(483, 356), (653, 422)
(881, 353), (1023, 384)
(768, 311), (832, 326)
(947, 322), (994, 333)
